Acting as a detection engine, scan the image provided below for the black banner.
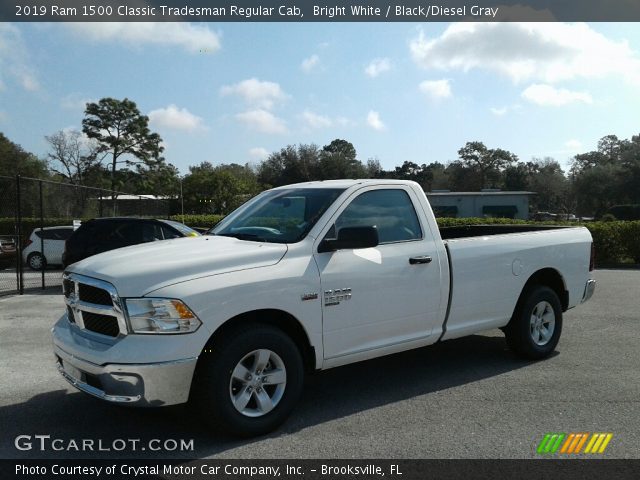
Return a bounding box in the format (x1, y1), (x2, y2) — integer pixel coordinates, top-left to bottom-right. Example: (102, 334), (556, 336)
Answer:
(4, 0), (640, 22)
(3, 460), (640, 480)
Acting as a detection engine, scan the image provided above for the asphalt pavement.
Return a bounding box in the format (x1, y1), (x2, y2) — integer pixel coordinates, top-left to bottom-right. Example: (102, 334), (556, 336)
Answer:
(0, 269), (638, 459)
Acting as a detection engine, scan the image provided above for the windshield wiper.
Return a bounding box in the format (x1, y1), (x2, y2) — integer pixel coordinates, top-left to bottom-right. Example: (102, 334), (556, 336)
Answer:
(215, 232), (267, 242)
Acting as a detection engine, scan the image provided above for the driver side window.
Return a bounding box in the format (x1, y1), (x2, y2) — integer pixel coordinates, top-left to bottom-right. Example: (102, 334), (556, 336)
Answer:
(335, 189), (422, 244)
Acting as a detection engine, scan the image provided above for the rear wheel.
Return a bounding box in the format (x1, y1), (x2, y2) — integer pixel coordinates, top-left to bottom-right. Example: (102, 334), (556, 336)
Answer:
(194, 324), (304, 437)
(505, 286), (563, 360)
(27, 252), (46, 270)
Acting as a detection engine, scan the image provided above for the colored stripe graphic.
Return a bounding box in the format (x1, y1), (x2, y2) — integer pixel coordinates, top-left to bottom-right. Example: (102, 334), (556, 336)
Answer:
(537, 433), (565, 454)
(585, 433), (614, 454)
(539, 433), (613, 454)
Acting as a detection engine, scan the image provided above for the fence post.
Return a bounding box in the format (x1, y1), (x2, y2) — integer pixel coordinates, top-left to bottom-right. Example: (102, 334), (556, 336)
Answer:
(15, 175), (23, 295)
(39, 180), (45, 289)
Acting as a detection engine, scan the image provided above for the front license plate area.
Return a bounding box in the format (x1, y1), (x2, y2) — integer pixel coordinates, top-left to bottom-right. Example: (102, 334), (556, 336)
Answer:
(62, 360), (83, 382)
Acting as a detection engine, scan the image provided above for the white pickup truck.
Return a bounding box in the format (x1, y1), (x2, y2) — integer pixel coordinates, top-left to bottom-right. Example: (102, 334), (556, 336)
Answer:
(53, 180), (596, 436)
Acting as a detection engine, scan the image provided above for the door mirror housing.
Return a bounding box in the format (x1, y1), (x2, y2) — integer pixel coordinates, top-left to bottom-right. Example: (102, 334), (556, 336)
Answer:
(318, 226), (379, 253)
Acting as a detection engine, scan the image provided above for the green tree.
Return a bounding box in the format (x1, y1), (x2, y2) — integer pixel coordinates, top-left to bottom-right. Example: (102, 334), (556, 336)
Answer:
(568, 133), (640, 215)
(445, 161), (477, 191)
(183, 162), (260, 214)
(319, 139), (365, 180)
(528, 158), (570, 213)
(82, 98), (163, 193)
(571, 164), (621, 217)
(503, 162), (533, 191)
(391, 161), (437, 190)
(618, 133), (640, 205)
(257, 139), (367, 186)
(457, 141), (518, 190)
(321, 139), (356, 161)
(135, 162), (181, 197)
(0, 132), (48, 178)
(365, 158), (384, 178)
(258, 144), (320, 187)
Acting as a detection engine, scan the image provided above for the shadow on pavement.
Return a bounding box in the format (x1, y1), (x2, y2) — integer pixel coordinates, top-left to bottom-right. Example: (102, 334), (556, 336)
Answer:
(1, 334), (535, 460)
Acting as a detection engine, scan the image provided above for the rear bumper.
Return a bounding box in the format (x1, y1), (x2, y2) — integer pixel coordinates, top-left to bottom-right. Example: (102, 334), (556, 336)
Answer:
(53, 343), (197, 406)
(581, 279), (596, 303)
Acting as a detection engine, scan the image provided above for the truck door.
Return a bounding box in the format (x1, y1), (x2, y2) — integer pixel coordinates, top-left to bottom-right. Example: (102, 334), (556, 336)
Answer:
(314, 187), (443, 361)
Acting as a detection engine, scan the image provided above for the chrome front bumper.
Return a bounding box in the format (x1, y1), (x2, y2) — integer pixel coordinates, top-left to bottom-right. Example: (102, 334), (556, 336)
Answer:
(582, 279), (596, 303)
(54, 344), (197, 406)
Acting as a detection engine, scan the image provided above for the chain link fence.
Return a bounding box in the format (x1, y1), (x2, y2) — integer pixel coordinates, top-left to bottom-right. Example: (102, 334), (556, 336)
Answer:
(0, 175), (170, 296)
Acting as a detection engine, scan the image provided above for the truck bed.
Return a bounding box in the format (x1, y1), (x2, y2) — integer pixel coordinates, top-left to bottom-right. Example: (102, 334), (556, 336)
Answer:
(439, 225), (592, 341)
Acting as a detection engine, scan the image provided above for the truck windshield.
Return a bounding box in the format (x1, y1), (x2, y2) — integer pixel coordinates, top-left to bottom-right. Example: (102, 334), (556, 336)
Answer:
(210, 188), (345, 243)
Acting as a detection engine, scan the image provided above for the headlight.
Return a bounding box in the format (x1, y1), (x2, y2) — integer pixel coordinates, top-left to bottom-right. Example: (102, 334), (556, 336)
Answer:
(125, 298), (201, 334)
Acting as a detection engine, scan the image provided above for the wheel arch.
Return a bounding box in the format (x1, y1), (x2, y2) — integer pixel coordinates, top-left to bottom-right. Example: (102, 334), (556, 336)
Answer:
(515, 268), (569, 314)
(201, 309), (317, 372)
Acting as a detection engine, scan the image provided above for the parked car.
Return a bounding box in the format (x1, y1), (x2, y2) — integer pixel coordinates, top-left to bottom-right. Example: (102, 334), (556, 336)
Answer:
(0, 237), (17, 270)
(62, 217), (200, 268)
(22, 226), (74, 270)
(54, 180), (595, 437)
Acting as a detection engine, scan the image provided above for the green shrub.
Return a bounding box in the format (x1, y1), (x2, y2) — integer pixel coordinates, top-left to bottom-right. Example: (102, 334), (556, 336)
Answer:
(617, 221), (640, 263)
(584, 222), (626, 265)
(169, 214), (225, 229)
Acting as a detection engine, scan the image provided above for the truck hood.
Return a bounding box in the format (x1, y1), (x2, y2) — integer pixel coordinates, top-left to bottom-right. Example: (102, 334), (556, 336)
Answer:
(68, 236), (288, 297)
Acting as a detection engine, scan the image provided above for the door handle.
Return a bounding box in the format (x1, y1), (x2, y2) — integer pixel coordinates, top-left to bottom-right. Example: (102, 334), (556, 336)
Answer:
(409, 255), (432, 265)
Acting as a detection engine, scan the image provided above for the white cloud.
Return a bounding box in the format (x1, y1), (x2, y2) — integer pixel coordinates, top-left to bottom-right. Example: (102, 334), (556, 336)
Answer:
(0, 24), (40, 92)
(365, 58), (391, 78)
(366, 110), (386, 131)
(565, 139), (583, 150)
(249, 147), (269, 160)
(221, 78), (288, 110)
(419, 79), (452, 100)
(336, 117), (354, 127)
(13, 68), (39, 91)
(410, 23), (640, 85)
(64, 23), (221, 54)
(301, 110), (332, 129)
(301, 54), (320, 73)
(490, 106), (508, 116)
(149, 105), (206, 132)
(236, 109), (287, 134)
(60, 93), (96, 111)
(522, 84), (593, 106)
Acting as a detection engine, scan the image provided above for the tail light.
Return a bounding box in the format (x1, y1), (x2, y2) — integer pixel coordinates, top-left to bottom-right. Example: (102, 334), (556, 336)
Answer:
(589, 242), (595, 271)
(24, 239), (33, 248)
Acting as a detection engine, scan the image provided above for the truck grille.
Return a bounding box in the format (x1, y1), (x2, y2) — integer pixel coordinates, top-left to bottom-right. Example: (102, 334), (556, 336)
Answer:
(78, 283), (113, 306)
(82, 312), (120, 337)
(63, 273), (126, 338)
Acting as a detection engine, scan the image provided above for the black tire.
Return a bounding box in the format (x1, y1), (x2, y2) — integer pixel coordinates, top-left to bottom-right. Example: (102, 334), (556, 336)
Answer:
(27, 252), (46, 270)
(194, 324), (304, 437)
(505, 286), (563, 360)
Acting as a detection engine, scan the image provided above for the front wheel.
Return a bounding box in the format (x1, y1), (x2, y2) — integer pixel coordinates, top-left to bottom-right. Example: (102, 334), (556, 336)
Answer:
(505, 286), (563, 360)
(194, 324), (304, 437)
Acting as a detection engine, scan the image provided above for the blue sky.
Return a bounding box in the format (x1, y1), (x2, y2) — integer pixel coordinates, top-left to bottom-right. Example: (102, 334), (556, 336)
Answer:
(1, 21), (639, 175)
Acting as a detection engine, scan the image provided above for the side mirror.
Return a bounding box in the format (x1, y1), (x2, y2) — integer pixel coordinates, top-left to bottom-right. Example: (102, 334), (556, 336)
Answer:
(318, 226), (379, 253)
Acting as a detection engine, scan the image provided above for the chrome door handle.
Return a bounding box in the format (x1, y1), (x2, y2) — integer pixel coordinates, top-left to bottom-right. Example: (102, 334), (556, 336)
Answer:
(409, 256), (432, 265)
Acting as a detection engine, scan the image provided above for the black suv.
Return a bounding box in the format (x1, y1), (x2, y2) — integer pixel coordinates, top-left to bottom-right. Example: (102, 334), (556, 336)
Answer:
(62, 218), (199, 268)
